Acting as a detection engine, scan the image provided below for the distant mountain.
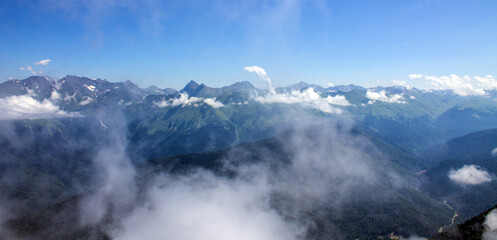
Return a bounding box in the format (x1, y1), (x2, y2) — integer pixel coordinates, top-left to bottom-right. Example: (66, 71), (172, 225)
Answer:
(181, 80), (257, 97)
(4, 75), (497, 240)
(329, 84), (366, 93)
(3, 75), (497, 158)
(144, 85), (163, 95)
(276, 81), (327, 93)
(0, 76), (55, 100)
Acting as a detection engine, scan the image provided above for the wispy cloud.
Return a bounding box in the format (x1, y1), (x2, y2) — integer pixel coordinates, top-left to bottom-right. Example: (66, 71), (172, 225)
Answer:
(18, 59), (52, 75)
(448, 165), (493, 186)
(35, 59), (51, 66)
(244, 66), (275, 94)
(18, 66), (37, 75)
(39, 0), (166, 46)
(492, 147), (497, 157)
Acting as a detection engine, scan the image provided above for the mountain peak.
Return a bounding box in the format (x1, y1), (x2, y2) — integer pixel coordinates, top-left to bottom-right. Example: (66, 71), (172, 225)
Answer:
(180, 80), (201, 94)
(186, 80), (199, 88)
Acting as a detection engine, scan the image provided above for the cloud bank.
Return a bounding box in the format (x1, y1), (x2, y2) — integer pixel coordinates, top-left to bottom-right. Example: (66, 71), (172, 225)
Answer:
(448, 165), (493, 186)
(366, 90), (406, 104)
(154, 93), (224, 108)
(253, 88), (349, 114)
(0, 92), (80, 119)
(423, 74), (497, 96)
(109, 120), (392, 240)
(115, 172), (302, 240)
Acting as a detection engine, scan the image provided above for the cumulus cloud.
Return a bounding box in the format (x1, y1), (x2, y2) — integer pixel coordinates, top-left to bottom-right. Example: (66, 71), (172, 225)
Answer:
(35, 59), (51, 66)
(0, 92), (80, 119)
(423, 74), (497, 96)
(154, 93), (224, 108)
(253, 88), (349, 114)
(366, 90), (406, 104)
(483, 209), (497, 240)
(448, 165), (493, 186)
(204, 98), (225, 108)
(325, 95), (351, 106)
(408, 74), (423, 80)
(476, 75), (497, 91)
(244, 66), (275, 94)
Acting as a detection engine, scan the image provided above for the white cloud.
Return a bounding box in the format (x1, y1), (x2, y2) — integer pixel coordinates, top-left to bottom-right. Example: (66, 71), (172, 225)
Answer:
(448, 165), (493, 186)
(26, 66), (36, 75)
(154, 93), (224, 108)
(424, 74), (497, 96)
(366, 90), (406, 104)
(19, 66), (37, 75)
(80, 96), (94, 106)
(113, 121), (389, 240)
(476, 75), (497, 90)
(243, 66), (267, 79)
(483, 209), (497, 240)
(35, 59), (51, 66)
(49, 90), (61, 101)
(0, 92), (80, 119)
(393, 80), (412, 90)
(244, 66), (275, 94)
(325, 95), (351, 106)
(408, 74), (423, 80)
(115, 172), (301, 240)
(8, 76), (14, 80)
(253, 88), (348, 114)
(492, 147), (497, 157)
(204, 98), (225, 108)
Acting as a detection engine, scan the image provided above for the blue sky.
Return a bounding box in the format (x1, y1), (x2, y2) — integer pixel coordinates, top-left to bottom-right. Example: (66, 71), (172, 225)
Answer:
(0, 0), (496, 89)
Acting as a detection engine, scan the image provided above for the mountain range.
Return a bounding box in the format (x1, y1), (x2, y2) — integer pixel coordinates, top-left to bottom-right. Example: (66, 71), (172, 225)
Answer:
(1, 75), (497, 239)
